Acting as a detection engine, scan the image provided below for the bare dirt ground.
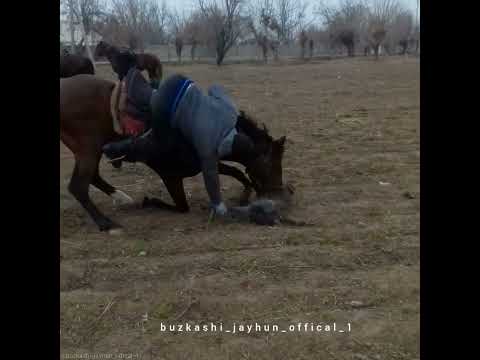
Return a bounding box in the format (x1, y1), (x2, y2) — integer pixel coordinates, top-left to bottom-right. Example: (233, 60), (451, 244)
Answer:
(60, 56), (419, 359)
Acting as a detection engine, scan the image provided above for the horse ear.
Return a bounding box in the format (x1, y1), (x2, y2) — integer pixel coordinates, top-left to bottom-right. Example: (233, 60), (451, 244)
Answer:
(262, 123), (268, 132)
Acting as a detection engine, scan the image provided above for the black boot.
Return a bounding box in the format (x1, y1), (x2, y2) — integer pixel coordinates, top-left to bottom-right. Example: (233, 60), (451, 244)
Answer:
(102, 137), (134, 161)
(103, 130), (157, 163)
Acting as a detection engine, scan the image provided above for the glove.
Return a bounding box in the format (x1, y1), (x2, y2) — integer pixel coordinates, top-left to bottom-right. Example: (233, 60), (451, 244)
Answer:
(207, 202), (230, 224)
(212, 202), (228, 216)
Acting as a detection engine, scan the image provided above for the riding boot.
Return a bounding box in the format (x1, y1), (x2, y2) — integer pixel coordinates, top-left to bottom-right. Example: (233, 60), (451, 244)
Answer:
(103, 129), (157, 163)
(102, 137), (135, 162)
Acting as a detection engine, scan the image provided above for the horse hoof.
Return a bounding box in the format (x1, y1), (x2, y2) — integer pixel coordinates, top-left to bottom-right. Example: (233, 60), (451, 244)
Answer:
(99, 219), (122, 233)
(108, 228), (124, 236)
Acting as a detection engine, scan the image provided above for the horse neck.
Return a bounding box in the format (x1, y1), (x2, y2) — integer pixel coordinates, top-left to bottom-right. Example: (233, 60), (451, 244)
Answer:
(233, 157), (250, 169)
(105, 46), (119, 62)
(245, 130), (270, 152)
(237, 114), (270, 141)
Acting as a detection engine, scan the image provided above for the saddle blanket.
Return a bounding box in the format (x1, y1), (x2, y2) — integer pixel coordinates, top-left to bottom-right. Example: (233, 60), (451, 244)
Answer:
(110, 81), (145, 137)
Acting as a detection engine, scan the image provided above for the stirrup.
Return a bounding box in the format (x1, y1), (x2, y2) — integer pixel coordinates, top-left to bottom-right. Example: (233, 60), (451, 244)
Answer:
(137, 128), (153, 140)
(126, 129), (155, 162)
(108, 155), (126, 163)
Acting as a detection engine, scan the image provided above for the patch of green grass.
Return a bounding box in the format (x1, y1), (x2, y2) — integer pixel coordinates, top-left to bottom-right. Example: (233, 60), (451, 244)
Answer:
(128, 238), (149, 256)
(151, 301), (176, 320)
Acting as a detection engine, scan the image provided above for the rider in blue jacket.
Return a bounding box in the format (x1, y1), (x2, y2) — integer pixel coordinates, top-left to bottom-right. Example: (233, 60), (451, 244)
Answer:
(103, 51), (262, 218)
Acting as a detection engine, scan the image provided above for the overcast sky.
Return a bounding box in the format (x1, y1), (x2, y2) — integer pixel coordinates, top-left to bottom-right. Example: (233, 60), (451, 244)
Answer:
(93, 0), (420, 25)
(161, 0), (420, 21)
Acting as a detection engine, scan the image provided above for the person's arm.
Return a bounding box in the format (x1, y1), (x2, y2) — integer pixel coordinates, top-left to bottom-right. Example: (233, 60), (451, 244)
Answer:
(201, 155), (227, 216)
(128, 70), (153, 110)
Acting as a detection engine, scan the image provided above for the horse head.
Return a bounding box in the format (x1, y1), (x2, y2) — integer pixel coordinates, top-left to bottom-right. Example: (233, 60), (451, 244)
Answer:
(94, 41), (115, 60)
(235, 111), (288, 196)
(96, 41), (137, 80)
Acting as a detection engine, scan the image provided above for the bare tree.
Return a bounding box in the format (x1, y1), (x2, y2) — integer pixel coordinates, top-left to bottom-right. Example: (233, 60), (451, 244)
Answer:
(415, 0), (419, 54)
(308, 38), (314, 58)
(175, 36), (184, 62)
(299, 29), (308, 59)
(94, 1), (168, 48)
(198, 0), (245, 66)
(60, 0), (77, 53)
(183, 10), (205, 61)
(366, 0), (401, 59)
(175, 38), (184, 62)
(169, 10), (188, 62)
(62, 0), (105, 68)
(275, 0), (308, 44)
(305, 24), (329, 53)
(247, 0), (278, 63)
(413, 23), (419, 54)
(144, 0), (169, 45)
(367, 24), (386, 59)
(248, 21), (269, 62)
(388, 9), (414, 54)
(108, 0), (167, 51)
(94, 14), (126, 45)
(317, 0), (369, 57)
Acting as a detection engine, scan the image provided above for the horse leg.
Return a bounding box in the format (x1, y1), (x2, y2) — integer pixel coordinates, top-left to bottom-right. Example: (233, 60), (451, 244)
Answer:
(218, 162), (253, 205)
(142, 176), (189, 213)
(218, 162), (252, 188)
(68, 153), (120, 232)
(91, 168), (134, 206)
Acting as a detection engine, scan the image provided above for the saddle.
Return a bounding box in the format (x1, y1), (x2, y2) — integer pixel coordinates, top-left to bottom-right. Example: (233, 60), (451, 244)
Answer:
(110, 80), (145, 137)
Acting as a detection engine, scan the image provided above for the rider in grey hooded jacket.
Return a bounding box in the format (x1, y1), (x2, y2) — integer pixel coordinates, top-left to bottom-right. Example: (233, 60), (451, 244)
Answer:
(169, 79), (240, 214)
(103, 67), (258, 217)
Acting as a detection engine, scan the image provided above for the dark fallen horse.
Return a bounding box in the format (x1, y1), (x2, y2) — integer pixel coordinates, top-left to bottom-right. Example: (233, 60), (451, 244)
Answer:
(60, 54), (95, 78)
(94, 41), (162, 87)
(60, 74), (286, 233)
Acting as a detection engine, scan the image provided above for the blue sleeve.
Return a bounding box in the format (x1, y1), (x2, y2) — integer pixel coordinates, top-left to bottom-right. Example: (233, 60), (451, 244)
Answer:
(201, 154), (222, 206)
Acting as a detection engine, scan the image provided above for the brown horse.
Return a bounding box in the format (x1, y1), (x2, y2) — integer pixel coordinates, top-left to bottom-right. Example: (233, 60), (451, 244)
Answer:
(94, 41), (162, 87)
(60, 74), (286, 232)
(60, 54), (95, 78)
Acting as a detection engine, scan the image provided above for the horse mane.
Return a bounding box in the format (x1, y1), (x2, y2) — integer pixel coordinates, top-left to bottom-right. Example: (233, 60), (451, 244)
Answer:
(99, 41), (133, 55)
(236, 110), (272, 143)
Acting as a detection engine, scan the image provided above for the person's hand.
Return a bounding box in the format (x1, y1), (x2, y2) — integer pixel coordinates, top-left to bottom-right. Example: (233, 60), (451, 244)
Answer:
(212, 202), (228, 216)
(208, 202), (228, 224)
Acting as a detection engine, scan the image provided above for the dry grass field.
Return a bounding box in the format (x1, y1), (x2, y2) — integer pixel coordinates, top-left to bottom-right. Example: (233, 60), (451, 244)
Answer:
(60, 55), (420, 359)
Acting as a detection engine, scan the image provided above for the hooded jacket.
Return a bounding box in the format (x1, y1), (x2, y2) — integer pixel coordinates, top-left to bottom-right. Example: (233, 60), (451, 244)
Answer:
(150, 74), (240, 208)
